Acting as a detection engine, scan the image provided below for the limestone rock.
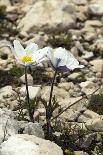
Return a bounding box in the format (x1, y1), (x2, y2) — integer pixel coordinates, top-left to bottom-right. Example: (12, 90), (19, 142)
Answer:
(68, 72), (82, 81)
(20, 74), (33, 85)
(72, 0), (87, 5)
(0, 0), (11, 7)
(23, 122), (44, 138)
(74, 151), (89, 155)
(18, 0), (76, 33)
(88, 0), (103, 16)
(58, 82), (74, 91)
(20, 86), (41, 99)
(85, 20), (102, 28)
(85, 118), (103, 131)
(0, 134), (63, 155)
(90, 59), (103, 73)
(41, 86), (69, 103)
(0, 108), (18, 144)
(78, 110), (100, 122)
(79, 81), (96, 95)
(0, 86), (18, 109)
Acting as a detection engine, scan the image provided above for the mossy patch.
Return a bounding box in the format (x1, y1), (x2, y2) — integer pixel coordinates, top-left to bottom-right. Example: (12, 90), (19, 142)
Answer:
(47, 32), (73, 49)
(0, 5), (6, 19)
(9, 65), (24, 86)
(87, 93), (103, 115)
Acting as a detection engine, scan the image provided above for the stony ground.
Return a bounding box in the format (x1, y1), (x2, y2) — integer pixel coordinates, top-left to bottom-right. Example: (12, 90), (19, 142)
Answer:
(0, 0), (103, 155)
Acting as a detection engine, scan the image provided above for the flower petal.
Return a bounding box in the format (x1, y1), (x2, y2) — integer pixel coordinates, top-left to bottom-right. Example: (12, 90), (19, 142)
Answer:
(57, 65), (70, 73)
(49, 47), (84, 71)
(53, 47), (68, 67)
(66, 53), (84, 70)
(13, 40), (25, 60)
(32, 47), (52, 63)
(25, 43), (38, 55)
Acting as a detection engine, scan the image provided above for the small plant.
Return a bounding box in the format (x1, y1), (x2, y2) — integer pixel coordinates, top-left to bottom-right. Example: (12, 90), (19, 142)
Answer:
(13, 88), (39, 121)
(9, 66), (24, 86)
(94, 146), (102, 155)
(41, 95), (59, 139)
(41, 47), (84, 139)
(87, 93), (103, 115)
(65, 149), (75, 155)
(7, 39), (51, 122)
(47, 32), (73, 49)
(9, 66), (24, 78)
(0, 5), (6, 19)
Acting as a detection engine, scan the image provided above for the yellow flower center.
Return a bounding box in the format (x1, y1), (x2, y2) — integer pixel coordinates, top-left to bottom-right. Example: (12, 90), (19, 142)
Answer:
(21, 56), (32, 63)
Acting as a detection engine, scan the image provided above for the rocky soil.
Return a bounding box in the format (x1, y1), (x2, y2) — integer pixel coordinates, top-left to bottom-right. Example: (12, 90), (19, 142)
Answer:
(0, 0), (103, 155)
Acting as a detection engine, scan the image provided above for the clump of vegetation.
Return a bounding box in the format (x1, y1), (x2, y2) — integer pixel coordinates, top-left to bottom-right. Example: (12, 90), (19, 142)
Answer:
(0, 5), (6, 19)
(64, 149), (75, 155)
(17, 98), (39, 121)
(0, 70), (13, 88)
(52, 121), (103, 155)
(31, 67), (51, 84)
(87, 93), (103, 115)
(0, 5), (18, 39)
(47, 32), (73, 49)
(9, 66), (24, 78)
(9, 66), (24, 86)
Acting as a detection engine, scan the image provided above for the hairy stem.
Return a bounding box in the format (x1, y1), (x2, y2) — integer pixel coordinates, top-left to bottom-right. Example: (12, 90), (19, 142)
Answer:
(25, 66), (34, 122)
(46, 69), (57, 139)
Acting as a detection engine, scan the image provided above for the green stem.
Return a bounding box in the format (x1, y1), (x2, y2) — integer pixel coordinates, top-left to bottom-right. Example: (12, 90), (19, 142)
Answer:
(24, 66), (34, 122)
(46, 69), (57, 139)
(48, 70), (57, 107)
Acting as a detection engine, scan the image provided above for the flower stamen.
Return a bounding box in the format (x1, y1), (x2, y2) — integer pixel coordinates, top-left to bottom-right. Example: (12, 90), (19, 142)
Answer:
(21, 56), (32, 63)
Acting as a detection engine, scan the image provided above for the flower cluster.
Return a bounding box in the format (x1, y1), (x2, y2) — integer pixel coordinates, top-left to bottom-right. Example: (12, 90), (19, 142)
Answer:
(12, 40), (84, 72)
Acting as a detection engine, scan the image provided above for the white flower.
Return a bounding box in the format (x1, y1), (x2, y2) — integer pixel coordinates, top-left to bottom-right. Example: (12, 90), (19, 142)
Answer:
(46, 47), (84, 72)
(11, 40), (50, 66)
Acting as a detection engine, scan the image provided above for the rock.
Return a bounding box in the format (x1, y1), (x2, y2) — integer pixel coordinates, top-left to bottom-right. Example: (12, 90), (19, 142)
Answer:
(41, 85), (82, 108)
(33, 108), (46, 121)
(20, 74), (33, 85)
(74, 151), (89, 155)
(59, 109), (80, 122)
(0, 108), (18, 143)
(0, 45), (14, 70)
(88, 0), (103, 16)
(81, 27), (97, 41)
(82, 51), (94, 60)
(90, 59), (103, 73)
(41, 86), (69, 103)
(0, 46), (12, 59)
(85, 20), (102, 28)
(20, 86), (41, 100)
(93, 38), (103, 53)
(60, 96), (82, 110)
(0, 134), (63, 155)
(72, 0), (87, 5)
(68, 72), (83, 81)
(69, 85), (83, 97)
(18, 0), (76, 33)
(81, 133), (97, 149)
(58, 82), (74, 91)
(83, 110), (100, 119)
(0, 110), (44, 140)
(85, 118), (103, 131)
(78, 110), (100, 122)
(79, 81), (96, 95)
(0, 86), (13, 99)
(0, 0), (11, 7)
(75, 41), (84, 54)
(23, 122), (44, 138)
(70, 30), (82, 41)
(76, 12), (87, 22)
(0, 86), (18, 109)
